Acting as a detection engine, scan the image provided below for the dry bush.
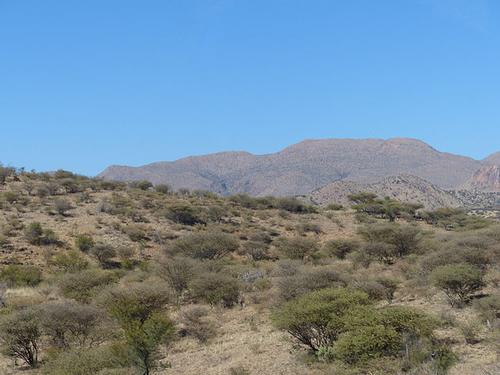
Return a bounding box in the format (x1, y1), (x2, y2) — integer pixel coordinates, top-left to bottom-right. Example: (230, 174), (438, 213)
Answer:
(179, 305), (217, 343)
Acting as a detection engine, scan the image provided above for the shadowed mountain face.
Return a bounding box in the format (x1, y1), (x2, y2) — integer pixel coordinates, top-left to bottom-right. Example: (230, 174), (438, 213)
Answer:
(99, 138), (487, 196)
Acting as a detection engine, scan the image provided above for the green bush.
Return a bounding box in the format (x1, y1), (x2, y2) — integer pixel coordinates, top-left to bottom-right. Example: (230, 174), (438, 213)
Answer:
(75, 234), (95, 252)
(50, 250), (90, 273)
(358, 223), (422, 262)
(190, 272), (240, 307)
(0, 264), (42, 287)
(274, 236), (319, 260)
(333, 325), (400, 364)
(168, 231), (239, 260)
(431, 263), (485, 307)
(101, 282), (175, 375)
(272, 288), (371, 351)
(273, 287), (438, 367)
(59, 269), (118, 302)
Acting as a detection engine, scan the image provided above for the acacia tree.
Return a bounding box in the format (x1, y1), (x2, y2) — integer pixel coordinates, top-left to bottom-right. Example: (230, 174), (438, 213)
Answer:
(0, 308), (41, 368)
(431, 263), (485, 307)
(102, 283), (175, 375)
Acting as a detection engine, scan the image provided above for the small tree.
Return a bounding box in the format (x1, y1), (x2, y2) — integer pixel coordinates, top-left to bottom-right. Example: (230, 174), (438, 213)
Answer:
(38, 300), (109, 349)
(271, 288), (371, 351)
(101, 283), (175, 375)
(0, 308), (41, 368)
(431, 263), (485, 307)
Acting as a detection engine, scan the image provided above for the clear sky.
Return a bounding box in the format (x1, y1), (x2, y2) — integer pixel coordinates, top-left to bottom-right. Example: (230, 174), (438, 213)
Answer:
(1, 0), (499, 176)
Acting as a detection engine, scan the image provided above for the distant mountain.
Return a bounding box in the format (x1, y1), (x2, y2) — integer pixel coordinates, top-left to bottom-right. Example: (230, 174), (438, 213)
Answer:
(308, 175), (463, 210)
(484, 152), (500, 165)
(99, 138), (485, 197)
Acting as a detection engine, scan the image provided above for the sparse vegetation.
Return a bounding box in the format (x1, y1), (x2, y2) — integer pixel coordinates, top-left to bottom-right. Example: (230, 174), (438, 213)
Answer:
(0, 169), (497, 374)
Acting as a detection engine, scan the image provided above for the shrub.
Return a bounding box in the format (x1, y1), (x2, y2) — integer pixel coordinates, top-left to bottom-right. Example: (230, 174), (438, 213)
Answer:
(359, 223), (422, 261)
(0, 308), (41, 368)
(272, 288), (371, 351)
(431, 263), (485, 307)
(50, 250), (89, 273)
(164, 204), (205, 226)
(323, 239), (360, 259)
(38, 300), (109, 349)
(473, 294), (500, 326)
(129, 180), (153, 190)
(275, 197), (313, 213)
(179, 305), (217, 343)
(277, 268), (348, 301)
(190, 272), (240, 307)
(168, 231), (239, 260)
(240, 241), (271, 261)
(59, 269), (118, 302)
(155, 184), (171, 194)
(333, 325), (401, 364)
(101, 283), (175, 375)
(157, 256), (196, 296)
(24, 222), (44, 245)
(24, 222), (58, 246)
(42, 344), (133, 375)
(274, 236), (319, 260)
(54, 198), (72, 215)
(75, 234), (95, 252)
(123, 224), (148, 242)
(0, 264), (42, 287)
(91, 243), (117, 268)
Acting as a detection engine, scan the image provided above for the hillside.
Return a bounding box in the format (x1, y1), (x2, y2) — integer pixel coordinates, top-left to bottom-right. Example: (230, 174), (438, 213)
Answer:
(465, 165), (500, 192)
(0, 169), (499, 375)
(308, 175), (463, 210)
(99, 138), (485, 196)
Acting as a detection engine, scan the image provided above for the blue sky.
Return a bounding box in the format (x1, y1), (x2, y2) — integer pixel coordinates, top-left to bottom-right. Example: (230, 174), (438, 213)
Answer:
(1, 0), (499, 176)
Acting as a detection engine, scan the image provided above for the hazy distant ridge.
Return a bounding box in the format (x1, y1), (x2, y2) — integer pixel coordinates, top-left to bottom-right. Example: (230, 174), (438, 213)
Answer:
(99, 138), (497, 196)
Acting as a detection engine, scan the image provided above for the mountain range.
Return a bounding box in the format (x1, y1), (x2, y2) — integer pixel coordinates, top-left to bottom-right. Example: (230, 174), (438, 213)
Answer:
(99, 138), (500, 198)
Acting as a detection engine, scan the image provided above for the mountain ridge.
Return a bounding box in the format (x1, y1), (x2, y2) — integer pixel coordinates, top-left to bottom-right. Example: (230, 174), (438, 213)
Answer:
(99, 138), (495, 196)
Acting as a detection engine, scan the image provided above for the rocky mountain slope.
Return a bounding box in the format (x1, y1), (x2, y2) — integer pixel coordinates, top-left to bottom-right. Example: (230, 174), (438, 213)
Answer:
(464, 165), (500, 192)
(308, 175), (463, 210)
(99, 138), (486, 196)
(308, 175), (500, 210)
